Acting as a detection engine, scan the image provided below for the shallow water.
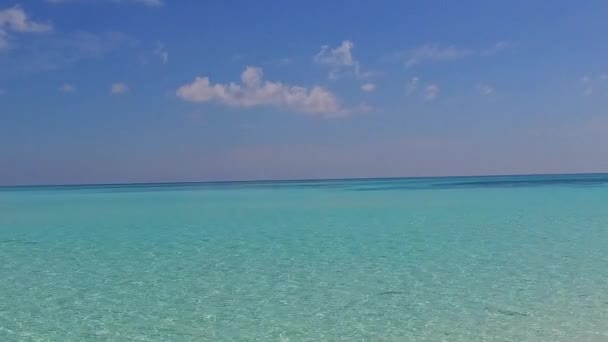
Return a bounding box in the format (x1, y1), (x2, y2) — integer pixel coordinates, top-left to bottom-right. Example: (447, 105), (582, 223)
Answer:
(2, 174), (608, 341)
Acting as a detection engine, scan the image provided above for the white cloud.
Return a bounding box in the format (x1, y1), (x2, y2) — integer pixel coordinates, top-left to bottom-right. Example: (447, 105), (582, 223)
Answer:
(361, 82), (376, 93)
(0, 5), (52, 49)
(315, 40), (355, 67)
(154, 41), (168, 64)
(424, 84), (440, 101)
(478, 84), (495, 96)
(241, 66), (263, 87)
(59, 83), (75, 93)
(406, 77), (439, 101)
(406, 76), (419, 95)
(0, 6), (52, 32)
(111, 82), (129, 94)
(176, 66), (346, 117)
(314, 40), (370, 80)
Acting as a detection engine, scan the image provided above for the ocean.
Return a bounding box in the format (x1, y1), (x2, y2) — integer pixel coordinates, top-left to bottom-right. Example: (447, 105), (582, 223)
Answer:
(2, 174), (608, 341)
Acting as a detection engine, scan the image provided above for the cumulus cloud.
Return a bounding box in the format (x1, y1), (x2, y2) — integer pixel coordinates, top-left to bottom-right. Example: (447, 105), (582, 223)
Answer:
(315, 40), (355, 67)
(176, 66), (346, 117)
(154, 41), (168, 64)
(361, 83), (376, 93)
(424, 84), (440, 101)
(111, 82), (129, 94)
(478, 84), (495, 96)
(0, 6), (52, 32)
(59, 83), (75, 93)
(314, 40), (371, 80)
(0, 5), (52, 49)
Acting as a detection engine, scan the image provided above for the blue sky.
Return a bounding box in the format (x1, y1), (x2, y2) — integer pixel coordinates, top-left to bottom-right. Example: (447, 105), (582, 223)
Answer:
(1, 0), (607, 185)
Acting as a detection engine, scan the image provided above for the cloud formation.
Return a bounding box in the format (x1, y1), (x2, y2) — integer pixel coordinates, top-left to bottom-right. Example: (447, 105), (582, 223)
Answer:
(111, 82), (129, 94)
(177, 66), (345, 117)
(0, 6), (52, 49)
(154, 41), (168, 64)
(314, 40), (370, 80)
(315, 40), (355, 67)
(424, 84), (440, 101)
(478, 84), (495, 96)
(361, 83), (376, 93)
(580, 73), (607, 96)
(405, 77), (439, 101)
(406, 76), (419, 95)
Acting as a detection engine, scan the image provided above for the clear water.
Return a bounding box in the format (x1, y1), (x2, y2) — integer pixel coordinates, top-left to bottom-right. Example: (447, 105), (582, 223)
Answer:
(2, 174), (608, 341)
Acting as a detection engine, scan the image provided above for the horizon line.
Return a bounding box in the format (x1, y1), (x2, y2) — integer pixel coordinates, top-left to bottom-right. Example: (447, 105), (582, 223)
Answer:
(1, 171), (607, 189)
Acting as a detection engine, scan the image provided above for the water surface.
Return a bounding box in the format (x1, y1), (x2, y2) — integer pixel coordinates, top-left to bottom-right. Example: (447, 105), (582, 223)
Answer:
(2, 174), (608, 341)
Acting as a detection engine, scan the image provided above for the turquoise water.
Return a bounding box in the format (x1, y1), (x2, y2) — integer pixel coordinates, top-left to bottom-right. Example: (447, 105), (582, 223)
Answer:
(2, 174), (608, 341)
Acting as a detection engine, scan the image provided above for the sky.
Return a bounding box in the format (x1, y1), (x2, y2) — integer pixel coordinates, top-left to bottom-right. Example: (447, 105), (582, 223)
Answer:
(1, 0), (607, 185)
